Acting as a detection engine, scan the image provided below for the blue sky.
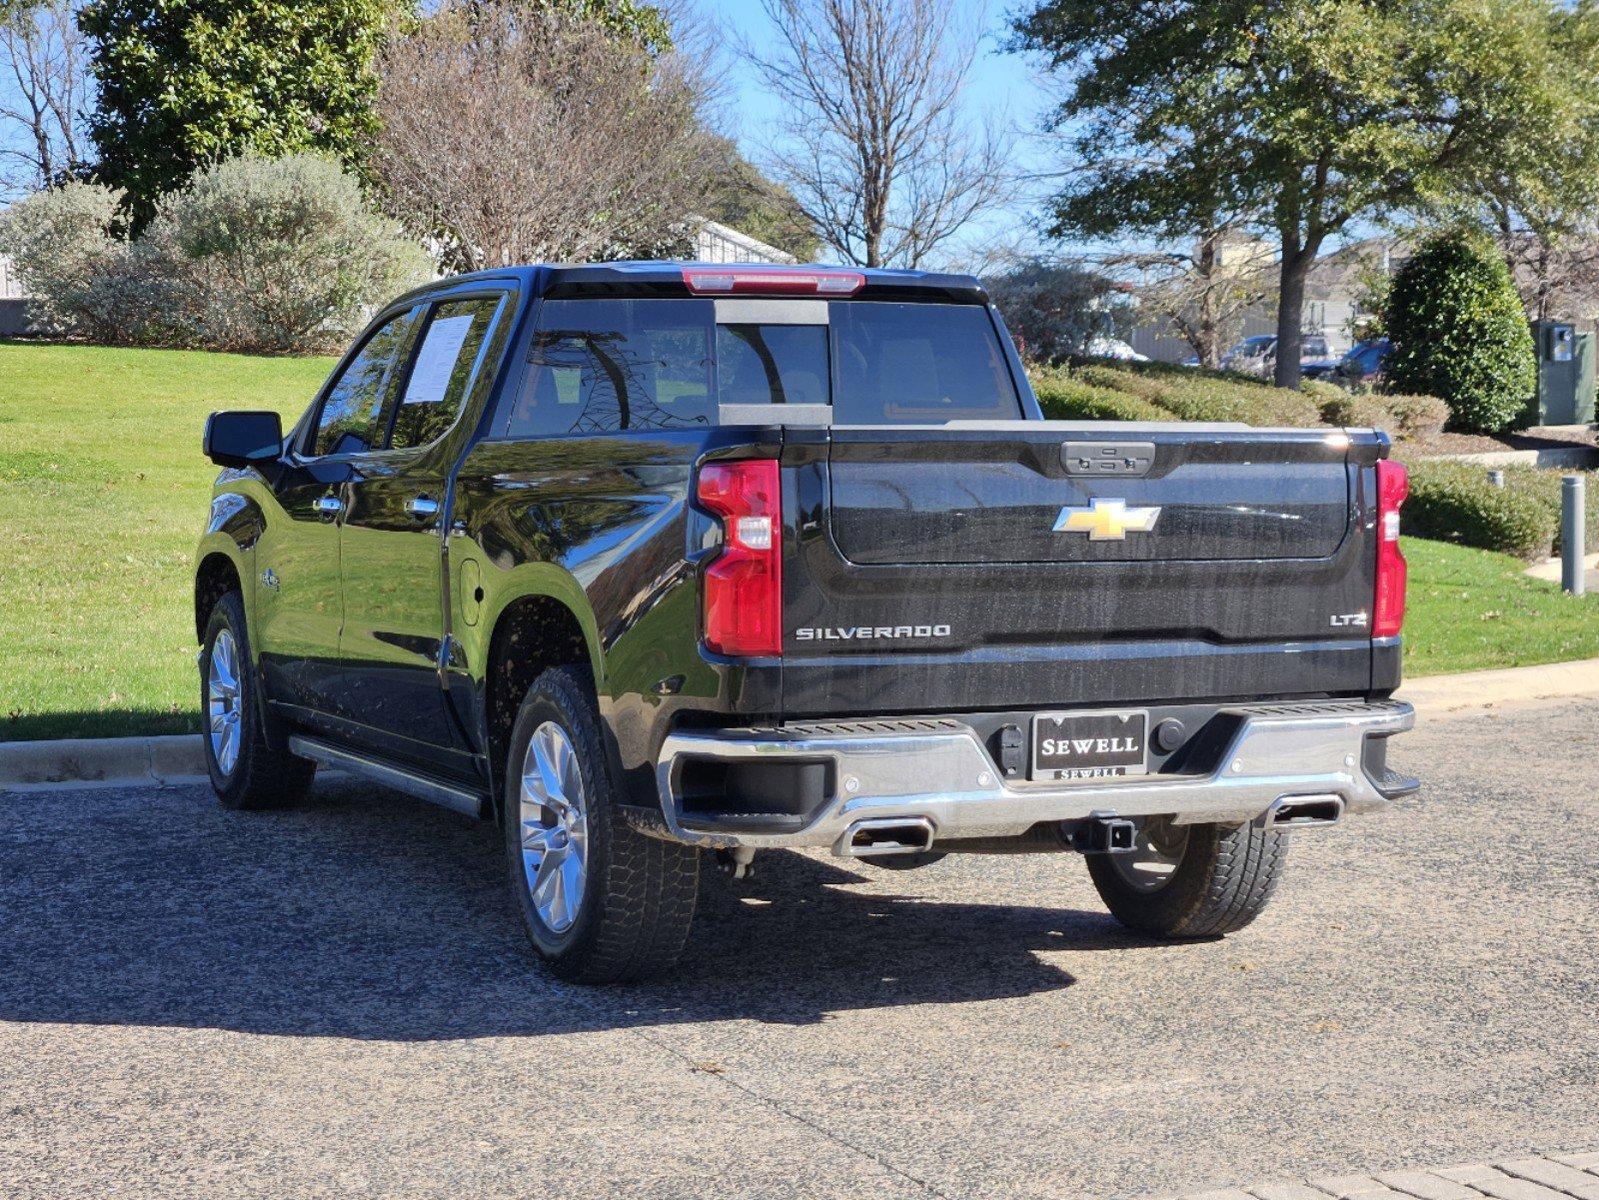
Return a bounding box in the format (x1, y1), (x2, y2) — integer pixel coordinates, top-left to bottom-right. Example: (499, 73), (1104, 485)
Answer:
(690, 0), (1057, 267)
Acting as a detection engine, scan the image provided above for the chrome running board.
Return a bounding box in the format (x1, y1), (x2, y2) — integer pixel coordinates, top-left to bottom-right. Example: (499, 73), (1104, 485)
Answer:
(288, 735), (486, 819)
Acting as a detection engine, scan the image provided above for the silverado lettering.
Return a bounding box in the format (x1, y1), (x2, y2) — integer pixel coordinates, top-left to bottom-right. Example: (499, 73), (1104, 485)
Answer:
(193, 261), (1418, 985)
(795, 625), (952, 641)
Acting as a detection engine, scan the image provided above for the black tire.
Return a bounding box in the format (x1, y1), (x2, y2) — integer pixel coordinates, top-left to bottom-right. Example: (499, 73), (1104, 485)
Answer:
(1086, 818), (1287, 937)
(199, 590), (316, 810)
(503, 666), (699, 984)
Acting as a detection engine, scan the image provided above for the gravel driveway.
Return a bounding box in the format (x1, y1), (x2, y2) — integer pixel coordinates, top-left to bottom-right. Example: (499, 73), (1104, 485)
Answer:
(1, 699), (1595, 1199)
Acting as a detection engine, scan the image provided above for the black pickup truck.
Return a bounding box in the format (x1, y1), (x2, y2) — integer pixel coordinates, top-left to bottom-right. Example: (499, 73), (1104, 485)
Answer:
(194, 262), (1417, 983)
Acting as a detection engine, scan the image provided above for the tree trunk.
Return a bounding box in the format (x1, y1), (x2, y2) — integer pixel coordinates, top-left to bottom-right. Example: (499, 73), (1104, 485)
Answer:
(1273, 246), (1313, 389)
(1197, 231), (1220, 368)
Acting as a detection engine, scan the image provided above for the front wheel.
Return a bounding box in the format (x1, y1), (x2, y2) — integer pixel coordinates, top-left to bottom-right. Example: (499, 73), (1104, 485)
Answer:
(200, 590), (315, 810)
(504, 666), (699, 984)
(1086, 817), (1287, 937)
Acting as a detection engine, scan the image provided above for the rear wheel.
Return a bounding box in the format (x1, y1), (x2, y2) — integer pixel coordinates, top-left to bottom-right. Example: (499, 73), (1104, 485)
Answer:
(1086, 816), (1287, 937)
(504, 666), (699, 983)
(200, 591), (315, 810)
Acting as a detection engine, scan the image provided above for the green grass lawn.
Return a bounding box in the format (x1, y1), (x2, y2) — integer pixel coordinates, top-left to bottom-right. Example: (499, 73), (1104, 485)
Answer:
(1400, 537), (1599, 677)
(0, 342), (332, 741)
(1, 342), (1594, 741)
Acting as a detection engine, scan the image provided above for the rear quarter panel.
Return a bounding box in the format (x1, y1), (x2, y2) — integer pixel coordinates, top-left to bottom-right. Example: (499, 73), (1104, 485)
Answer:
(448, 427), (784, 793)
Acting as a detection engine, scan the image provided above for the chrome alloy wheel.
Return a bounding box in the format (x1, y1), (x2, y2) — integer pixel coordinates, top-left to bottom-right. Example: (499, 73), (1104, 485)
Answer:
(1107, 817), (1190, 894)
(519, 722), (590, 934)
(206, 628), (243, 776)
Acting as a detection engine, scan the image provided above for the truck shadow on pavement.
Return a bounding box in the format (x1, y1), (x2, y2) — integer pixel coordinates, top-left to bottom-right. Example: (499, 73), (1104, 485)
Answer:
(0, 778), (1159, 1040)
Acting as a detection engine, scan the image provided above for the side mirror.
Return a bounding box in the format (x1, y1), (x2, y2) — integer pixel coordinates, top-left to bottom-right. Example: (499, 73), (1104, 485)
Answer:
(204, 411), (283, 469)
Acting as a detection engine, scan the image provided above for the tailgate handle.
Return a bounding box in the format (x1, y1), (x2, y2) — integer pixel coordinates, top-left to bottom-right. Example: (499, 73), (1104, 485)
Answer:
(1061, 441), (1156, 478)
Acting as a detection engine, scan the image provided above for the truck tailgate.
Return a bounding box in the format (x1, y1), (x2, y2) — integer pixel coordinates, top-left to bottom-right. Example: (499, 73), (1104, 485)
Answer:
(780, 423), (1386, 716)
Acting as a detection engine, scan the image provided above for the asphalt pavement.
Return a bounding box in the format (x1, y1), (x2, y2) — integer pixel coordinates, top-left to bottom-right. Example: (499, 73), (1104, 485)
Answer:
(1, 698), (1595, 1199)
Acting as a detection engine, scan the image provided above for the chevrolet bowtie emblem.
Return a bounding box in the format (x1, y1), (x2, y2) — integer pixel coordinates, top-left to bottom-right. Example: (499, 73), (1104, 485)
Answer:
(1053, 499), (1162, 540)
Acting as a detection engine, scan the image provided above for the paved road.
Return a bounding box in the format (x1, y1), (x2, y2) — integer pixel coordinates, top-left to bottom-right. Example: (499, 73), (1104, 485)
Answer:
(2, 699), (1596, 1199)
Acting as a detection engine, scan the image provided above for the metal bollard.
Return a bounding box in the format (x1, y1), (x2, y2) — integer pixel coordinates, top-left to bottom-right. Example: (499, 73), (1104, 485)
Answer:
(1562, 474), (1586, 596)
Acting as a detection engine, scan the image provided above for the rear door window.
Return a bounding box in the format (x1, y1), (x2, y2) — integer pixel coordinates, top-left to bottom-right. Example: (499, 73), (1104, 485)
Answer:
(389, 295), (506, 450)
(830, 302), (1020, 424)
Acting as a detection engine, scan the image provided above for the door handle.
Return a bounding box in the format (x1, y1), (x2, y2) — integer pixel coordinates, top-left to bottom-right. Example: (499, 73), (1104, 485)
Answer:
(406, 496), (441, 521)
(314, 495), (343, 519)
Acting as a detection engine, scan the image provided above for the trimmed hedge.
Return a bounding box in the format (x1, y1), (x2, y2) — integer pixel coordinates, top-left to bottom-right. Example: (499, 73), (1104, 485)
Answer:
(1027, 359), (1448, 440)
(1031, 368), (1171, 422)
(1064, 362), (1324, 427)
(1405, 461), (1597, 559)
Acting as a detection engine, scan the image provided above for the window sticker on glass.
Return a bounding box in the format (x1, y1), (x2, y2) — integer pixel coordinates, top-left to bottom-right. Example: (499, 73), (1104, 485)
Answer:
(404, 314), (475, 405)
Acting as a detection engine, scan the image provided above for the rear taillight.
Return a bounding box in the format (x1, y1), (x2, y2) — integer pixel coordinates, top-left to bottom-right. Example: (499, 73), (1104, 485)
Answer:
(1374, 459), (1408, 638)
(682, 266), (865, 296)
(697, 459), (782, 657)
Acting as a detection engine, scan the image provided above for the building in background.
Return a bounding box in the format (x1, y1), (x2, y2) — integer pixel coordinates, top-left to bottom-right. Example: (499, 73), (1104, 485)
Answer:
(0, 253), (31, 336)
(688, 217), (797, 265)
(1123, 238), (1405, 364)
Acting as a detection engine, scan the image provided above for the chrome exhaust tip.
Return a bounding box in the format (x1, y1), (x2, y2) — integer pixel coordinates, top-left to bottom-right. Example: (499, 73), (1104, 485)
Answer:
(1261, 794), (1345, 829)
(836, 816), (937, 858)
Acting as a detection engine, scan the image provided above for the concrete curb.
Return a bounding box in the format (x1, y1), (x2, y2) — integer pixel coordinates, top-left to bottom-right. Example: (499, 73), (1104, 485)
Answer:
(0, 734), (207, 793)
(4, 656), (1598, 792)
(1397, 655), (1599, 718)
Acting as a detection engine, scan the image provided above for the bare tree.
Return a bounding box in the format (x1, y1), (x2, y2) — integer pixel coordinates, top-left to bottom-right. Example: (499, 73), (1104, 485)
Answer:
(743, 0), (1008, 268)
(1480, 203), (1599, 327)
(1107, 229), (1274, 368)
(0, 0), (89, 195)
(372, 1), (717, 270)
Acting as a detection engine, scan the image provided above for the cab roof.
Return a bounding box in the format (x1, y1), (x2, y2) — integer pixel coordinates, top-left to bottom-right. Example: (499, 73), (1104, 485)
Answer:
(412, 261), (990, 305)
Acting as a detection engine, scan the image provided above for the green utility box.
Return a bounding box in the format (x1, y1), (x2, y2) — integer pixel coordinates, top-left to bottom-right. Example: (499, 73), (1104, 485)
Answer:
(1531, 322), (1596, 425)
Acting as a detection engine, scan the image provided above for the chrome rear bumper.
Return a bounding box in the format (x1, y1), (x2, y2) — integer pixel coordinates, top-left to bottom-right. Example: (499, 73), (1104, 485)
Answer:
(654, 700), (1415, 853)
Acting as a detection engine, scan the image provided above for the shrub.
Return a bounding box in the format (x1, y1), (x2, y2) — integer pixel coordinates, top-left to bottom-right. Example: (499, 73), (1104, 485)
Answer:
(1316, 389), (1392, 431)
(1383, 393), (1450, 442)
(1384, 232), (1536, 433)
(1031, 369), (1171, 422)
(146, 153), (433, 353)
(1028, 361), (1329, 428)
(0, 181), (151, 343)
(1499, 465), (1599, 555)
(1074, 364), (1169, 402)
(1298, 378), (1347, 407)
(1404, 461), (1567, 558)
(0, 156), (431, 353)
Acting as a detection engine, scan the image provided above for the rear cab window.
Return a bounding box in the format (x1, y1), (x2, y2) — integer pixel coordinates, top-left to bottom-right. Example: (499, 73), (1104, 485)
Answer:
(498, 295), (1020, 433)
(830, 302), (1019, 424)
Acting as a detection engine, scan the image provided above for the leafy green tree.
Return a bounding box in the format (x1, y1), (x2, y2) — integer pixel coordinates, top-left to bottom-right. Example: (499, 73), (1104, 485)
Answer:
(1014, 0), (1580, 388)
(1385, 232), (1537, 434)
(1439, 3), (1599, 324)
(534, 0), (671, 52)
(80, 0), (396, 226)
(700, 137), (821, 261)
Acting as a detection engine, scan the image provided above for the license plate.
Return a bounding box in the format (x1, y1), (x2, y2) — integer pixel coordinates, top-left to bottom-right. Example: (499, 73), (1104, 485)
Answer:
(1031, 709), (1149, 782)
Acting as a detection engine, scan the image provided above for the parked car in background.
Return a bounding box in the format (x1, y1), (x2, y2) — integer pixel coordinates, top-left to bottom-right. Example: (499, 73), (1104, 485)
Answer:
(1302, 338), (1392, 390)
(1220, 334), (1333, 377)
